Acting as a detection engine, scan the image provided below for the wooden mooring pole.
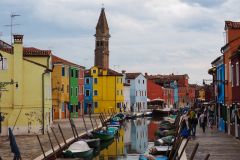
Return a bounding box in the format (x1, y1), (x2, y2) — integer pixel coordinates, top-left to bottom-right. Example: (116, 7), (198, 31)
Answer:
(36, 135), (47, 160)
(58, 124), (68, 148)
(189, 143), (199, 160)
(47, 131), (57, 159)
(51, 127), (63, 151)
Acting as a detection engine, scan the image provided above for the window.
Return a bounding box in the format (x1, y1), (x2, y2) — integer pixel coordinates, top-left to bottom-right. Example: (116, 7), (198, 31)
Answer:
(94, 90), (98, 96)
(96, 41), (99, 47)
(71, 87), (73, 97)
(127, 80), (130, 83)
(117, 89), (119, 96)
(62, 67), (65, 76)
(143, 80), (144, 84)
(232, 65), (234, 87)
(45, 85), (47, 99)
(0, 57), (8, 70)
(76, 87), (78, 97)
(76, 104), (78, 112)
(92, 69), (96, 73)
(121, 89), (123, 96)
(140, 91), (141, 96)
(71, 68), (74, 78)
(117, 103), (121, 108)
(142, 91), (143, 96)
(94, 102), (98, 108)
(62, 102), (64, 112)
(67, 68), (69, 77)
(117, 77), (119, 84)
(94, 78), (98, 84)
(136, 91), (137, 96)
(121, 78), (122, 84)
(76, 70), (79, 78)
(67, 85), (69, 94)
(70, 105), (73, 113)
(225, 64), (227, 80)
(101, 41), (103, 46)
(79, 70), (81, 79)
(49, 85), (51, 99)
(237, 63), (239, 86)
(138, 79), (140, 84)
(62, 84), (64, 93)
(229, 62), (232, 82)
(106, 41), (109, 48)
(145, 91), (146, 96)
(82, 85), (84, 94)
(86, 89), (90, 97)
(86, 78), (90, 84)
(78, 85), (80, 95)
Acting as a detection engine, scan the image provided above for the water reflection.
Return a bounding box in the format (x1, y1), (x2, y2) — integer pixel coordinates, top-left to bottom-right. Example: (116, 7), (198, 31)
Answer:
(93, 117), (162, 160)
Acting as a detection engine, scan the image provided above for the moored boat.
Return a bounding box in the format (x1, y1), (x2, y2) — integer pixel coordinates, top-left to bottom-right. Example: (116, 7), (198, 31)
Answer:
(91, 131), (115, 141)
(62, 141), (93, 158)
(149, 146), (172, 156)
(139, 155), (168, 160)
(84, 138), (100, 148)
(152, 108), (173, 115)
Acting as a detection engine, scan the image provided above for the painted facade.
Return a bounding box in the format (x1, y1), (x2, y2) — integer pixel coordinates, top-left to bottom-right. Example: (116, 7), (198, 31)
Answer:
(78, 69), (85, 115)
(85, 67), (124, 114)
(0, 35), (52, 136)
(124, 73), (147, 112)
(84, 70), (93, 114)
(123, 83), (131, 112)
(162, 86), (174, 108)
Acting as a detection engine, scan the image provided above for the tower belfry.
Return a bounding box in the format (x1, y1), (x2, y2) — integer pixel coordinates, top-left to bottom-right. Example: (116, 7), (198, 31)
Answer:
(94, 7), (111, 68)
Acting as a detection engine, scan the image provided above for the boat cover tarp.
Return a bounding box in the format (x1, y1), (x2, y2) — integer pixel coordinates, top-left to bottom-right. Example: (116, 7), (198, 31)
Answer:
(68, 141), (91, 152)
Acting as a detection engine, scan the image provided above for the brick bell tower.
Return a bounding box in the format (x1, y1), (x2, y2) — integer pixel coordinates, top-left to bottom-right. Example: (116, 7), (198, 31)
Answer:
(94, 7), (111, 68)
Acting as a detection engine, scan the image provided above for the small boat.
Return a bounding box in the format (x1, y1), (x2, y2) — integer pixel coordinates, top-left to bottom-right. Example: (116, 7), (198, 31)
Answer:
(84, 138), (100, 148)
(62, 141), (93, 158)
(158, 123), (174, 131)
(144, 112), (152, 117)
(149, 146), (172, 156)
(139, 155), (168, 160)
(107, 122), (120, 128)
(115, 113), (126, 119)
(152, 108), (173, 115)
(136, 112), (143, 117)
(91, 131), (115, 141)
(154, 136), (174, 146)
(93, 145), (100, 157)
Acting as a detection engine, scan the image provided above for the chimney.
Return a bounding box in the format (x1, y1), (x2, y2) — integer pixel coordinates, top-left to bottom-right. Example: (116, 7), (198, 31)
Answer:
(13, 35), (24, 44)
(122, 70), (126, 73)
(145, 72), (148, 76)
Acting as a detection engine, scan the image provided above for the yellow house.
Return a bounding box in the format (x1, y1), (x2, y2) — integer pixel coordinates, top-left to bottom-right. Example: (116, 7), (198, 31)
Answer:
(89, 66), (124, 114)
(199, 89), (205, 101)
(0, 35), (52, 136)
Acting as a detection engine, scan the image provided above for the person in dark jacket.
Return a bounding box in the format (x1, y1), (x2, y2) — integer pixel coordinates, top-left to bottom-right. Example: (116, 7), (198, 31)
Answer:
(191, 115), (198, 137)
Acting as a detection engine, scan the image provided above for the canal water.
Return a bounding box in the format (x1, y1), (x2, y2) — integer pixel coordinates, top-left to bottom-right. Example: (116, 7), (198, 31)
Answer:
(91, 116), (165, 160)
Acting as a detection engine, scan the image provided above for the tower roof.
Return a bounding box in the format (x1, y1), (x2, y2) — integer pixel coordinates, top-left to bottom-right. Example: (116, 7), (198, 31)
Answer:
(96, 8), (109, 31)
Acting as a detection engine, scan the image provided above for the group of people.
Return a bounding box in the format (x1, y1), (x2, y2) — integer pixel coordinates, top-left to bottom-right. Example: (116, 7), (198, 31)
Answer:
(186, 105), (214, 137)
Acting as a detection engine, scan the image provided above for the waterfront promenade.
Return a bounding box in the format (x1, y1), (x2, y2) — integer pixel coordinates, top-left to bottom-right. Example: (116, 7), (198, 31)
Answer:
(0, 114), (103, 160)
(185, 124), (240, 160)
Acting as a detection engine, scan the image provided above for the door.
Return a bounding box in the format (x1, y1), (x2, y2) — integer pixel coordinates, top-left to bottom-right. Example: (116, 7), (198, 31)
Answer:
(73, 104), (76, 117)
(88, 103), (92, 114)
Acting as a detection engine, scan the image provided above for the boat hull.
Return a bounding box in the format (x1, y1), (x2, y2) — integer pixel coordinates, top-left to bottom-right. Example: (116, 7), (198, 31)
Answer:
(63, 149), (93, 158)
(152, 109), (173, 115)
(85, 138), (100, 148)
(91, 132), (114, 141)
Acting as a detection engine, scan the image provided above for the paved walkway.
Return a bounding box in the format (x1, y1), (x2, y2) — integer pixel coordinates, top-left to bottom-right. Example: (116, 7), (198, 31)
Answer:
(0, 115), (103, 160)
(185, 124), (240, 160)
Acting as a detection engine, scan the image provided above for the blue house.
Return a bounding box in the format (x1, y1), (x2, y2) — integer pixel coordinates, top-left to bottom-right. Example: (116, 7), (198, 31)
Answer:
(122, 72), (147, 112)
(84, 70), (93, 114)
(170, 80), (178, 108)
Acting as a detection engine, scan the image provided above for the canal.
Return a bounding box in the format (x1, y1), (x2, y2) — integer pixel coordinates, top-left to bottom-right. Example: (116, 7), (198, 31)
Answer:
(91, 116), (165, 160)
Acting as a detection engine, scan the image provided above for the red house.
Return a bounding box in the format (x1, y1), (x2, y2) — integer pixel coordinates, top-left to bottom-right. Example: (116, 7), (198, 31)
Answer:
(78, 68), (85, 115)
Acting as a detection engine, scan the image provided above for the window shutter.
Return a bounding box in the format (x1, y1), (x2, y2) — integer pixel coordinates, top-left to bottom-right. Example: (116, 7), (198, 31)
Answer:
(0, 59), (2, 70)
(3, 58), (8, 70)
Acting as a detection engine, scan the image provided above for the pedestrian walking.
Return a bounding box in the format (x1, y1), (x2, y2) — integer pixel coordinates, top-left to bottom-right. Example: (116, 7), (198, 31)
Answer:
(199, 112), (206, 132)
(197, 109), (201, 128)
(209, 119), (214, 133)
(191, 115), (198, 137)
(209, 109), (214, 123)
(190, 107), (195, 119)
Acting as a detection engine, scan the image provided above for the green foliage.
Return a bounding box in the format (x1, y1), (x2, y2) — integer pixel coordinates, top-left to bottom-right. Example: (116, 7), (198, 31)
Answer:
(167, 130), (175, 136)
(153, 130), (159, 136)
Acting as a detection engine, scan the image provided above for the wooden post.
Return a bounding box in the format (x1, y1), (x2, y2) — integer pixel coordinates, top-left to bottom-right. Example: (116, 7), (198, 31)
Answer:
(89, 114), (95, 132)
(99, 116), (104, 126)
(172, 136), (184, 160)
(36, 135), (47, 160)
(69, 118), (77, 141)
(47, 131), (57, 159)
(166, 134), (174, 156)
(177, 136), (191, 160)
(95, 118), (99, 132)
(204, 154), (210, 160)
(58, 124), (68, 148)
(51, 127), (62, 151)
(189, 143), (199, 160)
(73, 122), (80, 140)
(82, 115), (88, 133)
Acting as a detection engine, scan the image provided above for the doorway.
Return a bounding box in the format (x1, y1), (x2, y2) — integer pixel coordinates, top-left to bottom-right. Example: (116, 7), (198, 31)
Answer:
(88, 103), (92, 114)
(73, 104), (76, 117)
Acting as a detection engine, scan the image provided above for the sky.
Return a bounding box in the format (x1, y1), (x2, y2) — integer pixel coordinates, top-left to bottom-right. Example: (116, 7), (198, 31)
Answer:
(1, 0), (239, 85)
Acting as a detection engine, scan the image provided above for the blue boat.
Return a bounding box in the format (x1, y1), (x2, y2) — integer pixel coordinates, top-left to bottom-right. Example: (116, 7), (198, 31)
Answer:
(139, 155), (168, 160)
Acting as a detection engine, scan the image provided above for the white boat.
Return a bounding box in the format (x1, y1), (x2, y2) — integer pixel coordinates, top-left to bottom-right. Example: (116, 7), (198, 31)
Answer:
(63, 141), (93, 158)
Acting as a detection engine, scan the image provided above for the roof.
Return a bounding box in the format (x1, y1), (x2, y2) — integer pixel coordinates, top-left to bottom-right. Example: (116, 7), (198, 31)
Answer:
(126, 73), (141, 79)
(123, 83), (131, 86)
(52, 55), (85, 69)
(23, 47), (51, 56)
(145, 74), (189, 81)
(229, 50), (240, 59)
(96, 8), (109, 30)
(84, 69), (91, 76)
(23, 58), (52, 71)
(98, 68), (123, 76)
(189, 84), (197, 88)
(177, 83), (186, 87)
(225, 21), (240, 30)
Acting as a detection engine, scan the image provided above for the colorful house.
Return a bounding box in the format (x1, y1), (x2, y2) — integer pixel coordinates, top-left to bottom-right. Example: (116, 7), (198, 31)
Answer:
(84, 66), (124, 114)
(0, 35), (52, 136)
(52, 55), (85, 119)
(170, 81), (178, 108)
(124, 72), (147, 112)
(84, 69), (93, 114)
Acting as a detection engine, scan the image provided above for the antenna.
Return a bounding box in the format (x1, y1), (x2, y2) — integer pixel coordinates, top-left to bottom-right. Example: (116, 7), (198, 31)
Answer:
(102, 4), (104, 9)
(4, 14), (20, 45)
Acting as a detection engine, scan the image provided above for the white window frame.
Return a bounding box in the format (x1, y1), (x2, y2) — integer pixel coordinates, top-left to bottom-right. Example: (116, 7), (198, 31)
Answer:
(71, 87), (73, 97)
(117, 77), (119, 84)
(49, 85), (51, 99)
(237, 62), (239, 86)
(94, 90), (98, 96)
(232, 65), (234, 87)
(121, 89), (123, 96)
(86, 78), (90, 84)
(0, 57), (8, 70)
(229, 62), (232, 82)
(117, 89), (119, 96)
(45, 84), (47, 99)
(94, 78), (98, 84)
(92, 69), (97, 73)
(94, 101), (98, 108)
(85, 89), (90, 97)
(67, 84), (69, 94)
